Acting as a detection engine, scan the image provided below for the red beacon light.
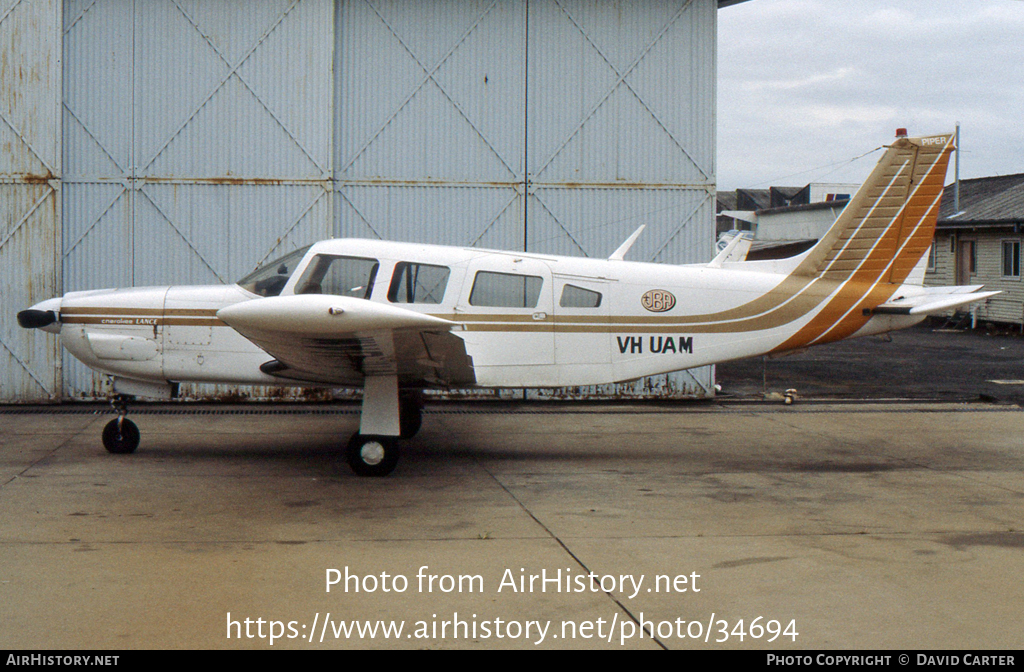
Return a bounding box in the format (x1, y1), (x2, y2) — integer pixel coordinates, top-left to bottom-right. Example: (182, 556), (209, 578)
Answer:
(895, 127), (908, 138)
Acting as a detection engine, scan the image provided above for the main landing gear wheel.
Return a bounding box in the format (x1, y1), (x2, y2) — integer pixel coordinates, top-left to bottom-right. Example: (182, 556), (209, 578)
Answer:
(346, 434), (400, 477)
(399, 403), (422, 440)
(102, 418), (140, 454)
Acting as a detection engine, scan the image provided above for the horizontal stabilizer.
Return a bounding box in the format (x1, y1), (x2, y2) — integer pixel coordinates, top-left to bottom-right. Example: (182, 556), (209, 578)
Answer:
(872, 288), (999, 316)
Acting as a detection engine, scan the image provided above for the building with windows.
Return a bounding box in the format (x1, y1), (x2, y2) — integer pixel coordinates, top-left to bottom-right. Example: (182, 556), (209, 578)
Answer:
(926, 174), (1024, 326)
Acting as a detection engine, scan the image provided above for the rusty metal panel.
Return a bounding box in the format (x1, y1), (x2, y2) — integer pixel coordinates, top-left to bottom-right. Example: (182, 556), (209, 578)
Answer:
(133, 0), (333, 181)
(527, 0), (715, 188)
(47, 0), (718, 402)
(336, 184), (526, 251)
(1, 185), (62, 402)
(129, 0), (334, 285)
(0, 0), (61, 403)
(0, 0), (61, 179)
(526, 186), (715, 261)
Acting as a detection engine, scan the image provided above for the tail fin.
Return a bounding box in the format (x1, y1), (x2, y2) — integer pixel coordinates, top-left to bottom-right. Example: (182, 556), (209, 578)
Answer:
(770, 133), (956, 350)
(792, 132), (954, 286)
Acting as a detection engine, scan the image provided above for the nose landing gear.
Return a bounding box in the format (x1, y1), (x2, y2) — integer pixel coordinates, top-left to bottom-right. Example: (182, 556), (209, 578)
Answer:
(102, 395), (140, 454)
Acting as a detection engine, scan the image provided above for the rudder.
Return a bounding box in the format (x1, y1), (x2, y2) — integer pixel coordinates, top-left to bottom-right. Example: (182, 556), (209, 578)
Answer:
(793, 133), (955, 287)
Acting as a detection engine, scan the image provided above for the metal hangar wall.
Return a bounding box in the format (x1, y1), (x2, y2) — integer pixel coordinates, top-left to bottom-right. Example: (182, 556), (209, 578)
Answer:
(1, 0), (718, 402)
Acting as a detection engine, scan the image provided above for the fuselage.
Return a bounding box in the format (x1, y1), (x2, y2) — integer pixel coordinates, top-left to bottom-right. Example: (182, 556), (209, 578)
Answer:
(34, 237), (923, 394)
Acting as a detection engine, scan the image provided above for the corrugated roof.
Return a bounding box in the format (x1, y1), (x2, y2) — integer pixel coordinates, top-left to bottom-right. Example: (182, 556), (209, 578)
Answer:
(756, 197), (849, 216)
(938, 173), (1024, 226)
(716, 191), (738, 212)
(736, 187), (772, 210)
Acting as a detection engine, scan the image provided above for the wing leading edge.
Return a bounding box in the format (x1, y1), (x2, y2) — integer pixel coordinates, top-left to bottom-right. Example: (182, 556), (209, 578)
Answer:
(217, 295), (475, 388)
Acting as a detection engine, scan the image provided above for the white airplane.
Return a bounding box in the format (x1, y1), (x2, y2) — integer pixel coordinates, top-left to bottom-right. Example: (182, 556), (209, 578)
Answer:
(17, 132), (997, 476)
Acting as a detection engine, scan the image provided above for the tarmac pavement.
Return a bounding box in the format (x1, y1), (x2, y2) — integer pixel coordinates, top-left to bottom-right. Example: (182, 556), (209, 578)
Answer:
(716, 323), (1024, 405)
(1, 398), (1022, 650)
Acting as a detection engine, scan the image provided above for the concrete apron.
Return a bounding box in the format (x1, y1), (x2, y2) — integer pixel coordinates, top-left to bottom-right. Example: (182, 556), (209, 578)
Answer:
(1, 402), (1021, 649)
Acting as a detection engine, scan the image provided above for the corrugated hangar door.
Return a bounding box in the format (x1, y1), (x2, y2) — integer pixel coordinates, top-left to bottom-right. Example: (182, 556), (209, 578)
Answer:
(334, 0), (717, 399)
(334, 0), (528, 249)
(50, 0), (716, 401)
(524, 0), (717, 398)
(0, 0), (62, 403)
(61, 0), (335, 398)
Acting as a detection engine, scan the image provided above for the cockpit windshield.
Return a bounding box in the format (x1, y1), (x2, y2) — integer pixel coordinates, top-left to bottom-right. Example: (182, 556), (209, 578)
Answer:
(236, 245), (312, 297)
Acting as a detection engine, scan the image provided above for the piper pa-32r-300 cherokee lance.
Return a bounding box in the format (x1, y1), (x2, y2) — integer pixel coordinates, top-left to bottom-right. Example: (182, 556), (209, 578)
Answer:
(18, 132), (997, 476)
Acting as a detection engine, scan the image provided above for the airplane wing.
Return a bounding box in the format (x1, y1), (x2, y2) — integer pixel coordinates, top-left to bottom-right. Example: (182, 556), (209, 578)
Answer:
(217, 295), (475, 388)
(872, 286), (999, 316)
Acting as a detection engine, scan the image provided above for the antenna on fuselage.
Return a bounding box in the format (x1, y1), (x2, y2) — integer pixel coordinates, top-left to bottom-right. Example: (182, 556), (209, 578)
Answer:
(608, 225), (646, 261)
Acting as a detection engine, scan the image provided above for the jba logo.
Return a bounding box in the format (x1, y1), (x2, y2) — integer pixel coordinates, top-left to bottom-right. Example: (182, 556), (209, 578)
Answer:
(641, 289), (676, 313)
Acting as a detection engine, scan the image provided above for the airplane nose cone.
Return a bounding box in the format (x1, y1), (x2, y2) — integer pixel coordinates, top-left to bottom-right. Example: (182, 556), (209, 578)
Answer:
(17, 297), (63, 332)
(17, 309), (56, 329)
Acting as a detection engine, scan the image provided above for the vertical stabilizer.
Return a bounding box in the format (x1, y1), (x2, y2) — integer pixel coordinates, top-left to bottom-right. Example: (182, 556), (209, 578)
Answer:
(793, 133), (955, 285)
(769, 133), (955, 351)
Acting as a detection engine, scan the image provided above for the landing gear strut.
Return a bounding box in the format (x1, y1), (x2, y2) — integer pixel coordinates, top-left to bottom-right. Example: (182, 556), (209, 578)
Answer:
(102, 394), (140, 454)
(343, 401), (419, 477)
(344, 380), (424, 477)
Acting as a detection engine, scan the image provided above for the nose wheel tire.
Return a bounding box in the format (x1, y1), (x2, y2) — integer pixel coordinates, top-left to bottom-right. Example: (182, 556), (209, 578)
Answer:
(102, 418), (140, 454)
(346, 434), (400, 477)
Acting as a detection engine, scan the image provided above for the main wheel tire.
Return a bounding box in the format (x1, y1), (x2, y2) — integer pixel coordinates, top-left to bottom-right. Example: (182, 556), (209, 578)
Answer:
(399, 403), (422, 440)
(102, 418), (140, 454)
(346, 433), (400, 477)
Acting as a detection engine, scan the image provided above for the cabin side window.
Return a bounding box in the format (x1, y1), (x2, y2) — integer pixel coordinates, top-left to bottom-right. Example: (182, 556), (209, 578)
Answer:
(294, 255), (380, 299)
(388, 262), (451, 304)
(469, 271), (543, 308)
(559, 284), (602, 308)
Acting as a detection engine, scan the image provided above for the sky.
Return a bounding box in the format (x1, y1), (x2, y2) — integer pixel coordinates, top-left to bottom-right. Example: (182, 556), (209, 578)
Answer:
(717, 0), (1024, 191)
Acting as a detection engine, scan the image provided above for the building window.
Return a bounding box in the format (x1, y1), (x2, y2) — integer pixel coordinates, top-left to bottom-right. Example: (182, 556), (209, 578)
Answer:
(1003, 240), (1021, 278)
